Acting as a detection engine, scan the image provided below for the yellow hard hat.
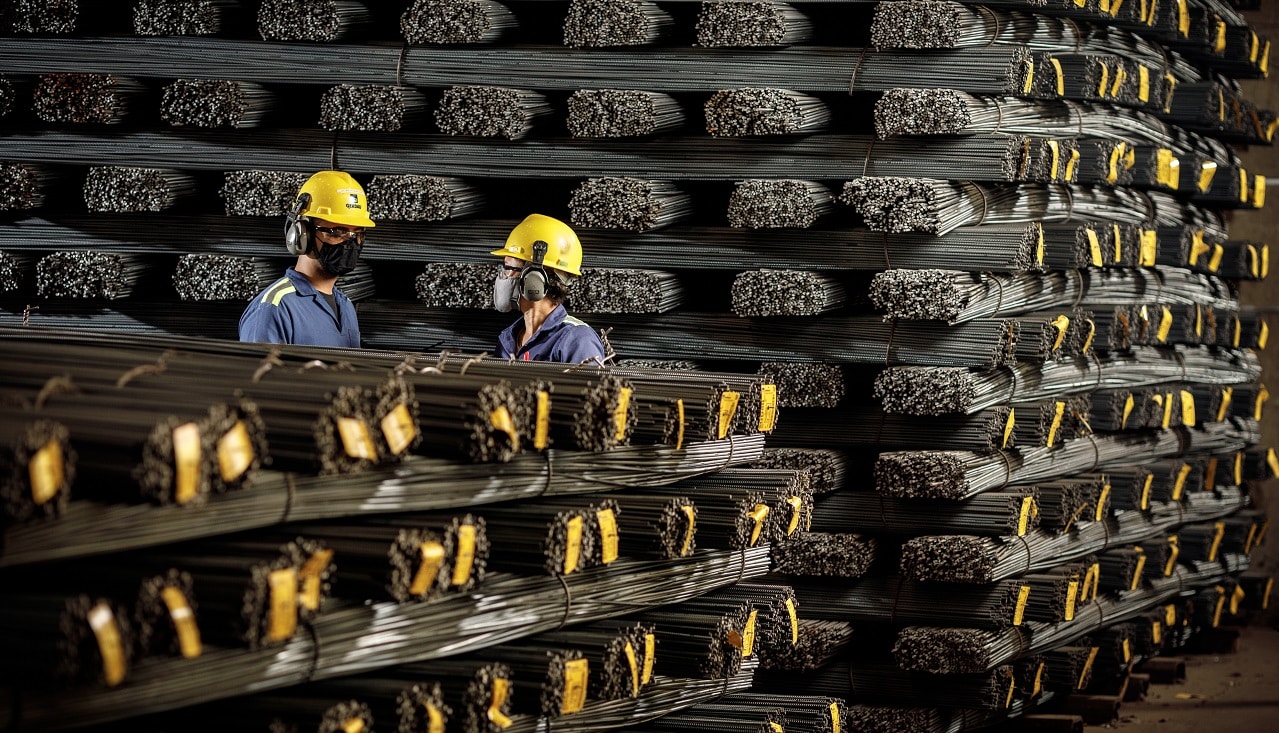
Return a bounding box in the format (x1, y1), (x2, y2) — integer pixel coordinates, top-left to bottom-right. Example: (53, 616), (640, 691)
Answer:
(297, 170), (376, 228)
(490, 213), (583, 277)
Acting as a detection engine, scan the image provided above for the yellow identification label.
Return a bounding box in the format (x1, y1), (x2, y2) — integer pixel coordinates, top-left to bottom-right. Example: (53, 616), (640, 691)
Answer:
(1177, 0), (1190, 36)
(1257, 384), (1270, 421)
(831, 703), (842, 733)
(613, 387), (633, 442)
(561, 658), (589, 714)
(1165, 536), (1180, 576)
(717, 391), (740, 439)
(298, 548), (334, 612)
(1209, 521), (1226, 561)
(1231, 585), (1245, 615)
(1047, 401), (1065, 447)
(1189, 230), (1210, 265)
(1051, 315), (1070, 351)
(452, 524), (477, 587)
(409, 541), (446, 596)
(489, 407), (518, 448)
(1107, 144), (1125, 184)
(1270, 448), (1279, 478)
(1216, 20), (1228, 52)
(1198, 160), (1218, 193)
(1217, 387), (1234, 422)
(1132, 551), (1148, 591)
(1065, 580), (1079, 621)
(1254, 174), (1266, 208)
(489, 678), (513, 728)
(758, 384), (778, 432)
(1234, 315), (1243, 348)
(1161, 392), (1174, 429)
(624, 641), (640, 696)
(1240, 167), (1250, 202)
(380, 404), (418, 456)
(1112, 224), (1123, 264)
(216, 420), (255, 483)
(1085, 563), (1101, 601)
(88, 602), (127, 687)
(1139, 230), (1157, 266)
(337, 417), (377, 460)
(1208, 244), (1224, 273)
(1122, 394), (1136, 429)
(1156, 149), (1181, 189)
(1087, 229), (1103, 266)
(1080, 647), (1100, 689)
(1156, 306), (1173, 343)
(1048, 58), (1065, 96)
(1066, 147), (1080, 181)
(563, 516), (584, 575)
(1205, 457), (1218, 491)
(770, 724), (783, 733)
(675, 398), (686, 450)
(1033, 662), (1045, 697)
(343, 719), (364, 733)
(1096, 483), (1111, 522)
(743, 609), (759, 657)
(1002, 409), (1016, 449)
(1180, 389), (1196, 426)
(1035, 223), (1045, 266)
(1234, 452), (1244, 487)
(680, 504), (696, 556)
(1263, 319), (1271, 349)
(785, 598), (799, 644)
(1165, 604), (1177, 626)
(1153, 620), (1162, 645)
(1138, 65), (1150, 101)
(597, 508), (619, 564)
(1163, 73), (1176, 112)
(29, 439), (64, 505)
(1023, 58), (1035, 94)
(267, 567), (298, 643)
(642, 632), (656, 684)
(1014, 585), (1031, 625)
(1214, 590), (1226, 627)
(173, 421), (202, 505)
(748, 504), (770, 547)
(1244, 522), (1258, 554)
(160, 586), (202, 659)
(1110, 65), (1127, 98)
(534, 391), (550, 450)
(1048, 140), (1061, 180)
(1172, 463), (1192, 500)
(786, 495), (804, 536)
(1098, 63), (1110, 98)
(425, 703), (445, 733)
(1122, 638), (1132, 664)
(1017, 496), (1037, 536)
(1141, 474), (1154, 510)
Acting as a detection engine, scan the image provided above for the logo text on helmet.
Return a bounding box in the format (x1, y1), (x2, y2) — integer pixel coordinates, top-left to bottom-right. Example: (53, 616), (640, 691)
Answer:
(346, 193), (360, 209)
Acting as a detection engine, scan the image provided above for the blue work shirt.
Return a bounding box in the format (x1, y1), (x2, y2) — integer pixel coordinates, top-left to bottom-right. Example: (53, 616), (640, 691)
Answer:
(498, 304), (607, 363)
(239, 267), (360, 348)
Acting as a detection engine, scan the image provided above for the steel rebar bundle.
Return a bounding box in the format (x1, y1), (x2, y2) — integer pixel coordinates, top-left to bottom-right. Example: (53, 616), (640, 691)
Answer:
(520, 619), (656, 702)
(470, 644), (589, 718)
(730, 270), (847, 317)
(414, 262), (494, 308)
(0, 413), (75, 523)
(172, 254), (278, 302)
(612, 493), (696, 559)
(0, 76), (14, 119)
(401, 0), (517, 45)
(760, 659), (1020, 711)
(773, 403), (1033, 452)
(629, 601), (752, 680)
(793, 577), (1038, 629)
(704, 88), (831, 137)
(83, 166), (196, 213)
(569, 177), (693, 231)
(367, 174), (484, 221)
(562, 0), (673, 48)
(870, 0), (1071, 51)
(811, 488), (1041, 537)
(435, 85), (552, 139)
(160, 79), (274, 129)
(481, 502), (598, 576)
(35, 251), (148, 299)
(746, 448), (843, 495)
(1035, 476), (1108, 532)
(0, 251), (30, 294)
(0, 593), (133, 688)
(873, 345), (1262, 415)
(694, 1), (813, 48)
(319, 84), (430, 132)
(566, 89), (686, 138)
(132, 568), (202, 660)
(5, 0), (83, 34)
(133, 0), (243, 36)
(770, 532), (878, 579)
(220, 169), (310, 216)
(572, 268), (686, 314)
(644, 483), (769, 551)
(256, 0), (371, 42)
(33, 73), (144, 125)
(754, 363), (844, 408)
(0, 162), (49, 211)
(726, 180), (833, 229)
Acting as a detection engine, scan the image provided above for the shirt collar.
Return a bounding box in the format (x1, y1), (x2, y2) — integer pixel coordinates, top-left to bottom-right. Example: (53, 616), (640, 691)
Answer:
(286, 267), (347, 301)
(500, 304), (568, 355)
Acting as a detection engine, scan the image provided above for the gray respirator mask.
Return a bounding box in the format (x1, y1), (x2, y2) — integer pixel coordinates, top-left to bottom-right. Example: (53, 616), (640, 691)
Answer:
(493, 242), (552, 313)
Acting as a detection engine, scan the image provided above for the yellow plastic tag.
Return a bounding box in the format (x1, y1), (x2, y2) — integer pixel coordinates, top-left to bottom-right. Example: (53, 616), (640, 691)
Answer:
(1251, 31), (1261, 62)
(1205, 457), (1218, 491)
(1017, 497), (1038, 536)
(1099, 0), (1113, 13)
(267, 567), (298, 643)
(785, 495), (803, 536)
(1087, 229), (1103, 266)
(343, 719), (364, 733)
(88, 603), (127, 687)
(563, 516), (584, 575)
(674, 398), (686, 450)
(1065, 147), (1080, 182)
(1164, 603), (1177, 626)
(1198, 160), (1218, 193)
(1131, 552), (1147, 591)
(1002, 409), (1016, 449)
(642, 632), (656, 683)
(1155, 307), (1173, 343)
(717, 391), (740, 439)
(1047, 140), (1061, 180)
(1208, 244), (1224, 273)
(784, 597), (799, 644)
(1140, 474), (1153, 510)
(758, 384), (778, 432)
(1240, 168), (1250, 202)
(1013, 585), (1031, 625)
(1193, 304), (1203, 338)
(409, 541), (446, 596)
(489, 406), (518, 448)
(425, 703), (445, 733)
(1165, 536), (1180, 576)
(1047, 401), (1065, 447)
(1163, 73), (1176, 113)
(1213, 590), (1226, 627)
(1035, 223), (1045, 266)
(1257, 384), (1270, 421)
(1048, 57), (1064, 96)
(1139, 230), (1157, 266)
(597, 508), (619, 564)
(380, 403), (418, 456)
(1110, 65), (1127, 98)
(1248, 245), (1261, 278)
(1265, 319), (1273, 350)
(1179, 389), (1196, 427)
(624, 641), (640, 696)
(1209, 521), (1226, 561)
(534, 391), (550, 450)
(1138, 65), (1150, 102)
(1156, 149), (1181, 189)
(1023, 58), (1035, 94)
(1073, 0), (1086, 6)
(1244, 522), (1258, 554)
(1231, 584), (1245, 615)
(561, 658), (589, 714)
(1233, 315), (1242, 348)
(1051, 315), (1070, 351)
(1122, 394), (1135, 429)
(1107, 144), (1124, 184)
(28, 439), (64, 505)
(489, 678), (513, 728)
(748, 504), (770, 546)
(1270, 448), (1279, 478)
(680, 504), (696, 556)
(337, 417), (377, 460)
(1234, 452), (1244, 486)
(1079, 647), (1100, 689)
(1085, 562), (1101, 601)
(770, 724), (783, 733)
(1065, 581), (1079, 621)
(1161, 392), (1174, 429)
(1095, 483), (1111, 522)
(1261, 40), (1272, 77)
(160, 586), (202, 659)
(1005, 669), (1017, 709)
(1098, 63), (1110, 98)
(613, 387), (633, 442)
(1216, 20), (1227, 52)
(452, 524), (476, 587)
(1033, 662), (1045, 697)
(1177, 0), (1189, 36)
(1122, 637), (1132, 664)
(1253, 174), (1266, 208)
(743, 609), (759, 656)
(831, 703), (842, 733)
(1112, 224), (1123, 264)
(1172, 463), (1192, 500)
(216, 420), (255, 482)
(173, 422), (202, 505)
(298, 548), (334, 612)
(1153, 620), (1162, 645)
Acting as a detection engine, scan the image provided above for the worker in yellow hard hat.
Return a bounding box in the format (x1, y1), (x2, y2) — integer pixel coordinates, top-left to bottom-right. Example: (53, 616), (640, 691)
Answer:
(239, 170), (375, 347)
(491, 214), (608, 363)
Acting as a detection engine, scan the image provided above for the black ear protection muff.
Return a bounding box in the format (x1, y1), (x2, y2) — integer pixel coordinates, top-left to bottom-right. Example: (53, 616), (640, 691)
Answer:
(284, 192), (314, 256)
(517, 240), (551, 302)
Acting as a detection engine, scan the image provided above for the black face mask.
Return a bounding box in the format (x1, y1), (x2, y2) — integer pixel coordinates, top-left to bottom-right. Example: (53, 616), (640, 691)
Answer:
(316, 241), (360, 276)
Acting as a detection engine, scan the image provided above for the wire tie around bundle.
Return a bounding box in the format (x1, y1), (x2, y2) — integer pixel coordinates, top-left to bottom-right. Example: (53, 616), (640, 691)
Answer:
(996, 449), (1014, 490)
(460, 352), (489, 375)
(974, 183), (990, 226)
(253, 349), (285, 383)
(1014, 534), (1034, 576)
(883, 320), (897, 366)
(1007, 363), (1021, 402)
(1085, 433), (1102, 473)
(116, 353), (169, 388)
(1089, 349), (1105, 392)
(1173, 348), (1187, 383)
(553, 573), (573, 631)
(34, 374), (78, 410)
(733, 546), (749, 587)
(21, 304), (38, 326)
(330, 132), (340, 170)
(992, 98), (1005, 134)
(281, 472), (298, 524)
(1061, 184), (1075, 221)
(976, 4), (1001, 47)
(888, 577), (905, 625)
(1136, 189), (1157, 226)
(861, 138), (875, 178)
(880, 232), (893, 269)
(1070, 269), (1087, 310)
(396, 44), (410, 88)
(302, 619), (321, 681)
(984, 272), (1006, 317)
(539, 450), (555, 497)
(1064, 16), (1084, 52)
(847, 46), (872, 94)
(1099, 509), (1112, 550)
(718, 434), (738, 472)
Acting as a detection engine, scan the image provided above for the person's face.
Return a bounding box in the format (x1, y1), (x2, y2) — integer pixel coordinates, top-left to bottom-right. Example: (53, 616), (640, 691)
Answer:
(310, 217), (365, 250)
(500, 256), (527, 278)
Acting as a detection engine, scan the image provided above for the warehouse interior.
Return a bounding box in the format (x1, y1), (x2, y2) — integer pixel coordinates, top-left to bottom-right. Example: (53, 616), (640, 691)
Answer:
(1, 1), (1277, 732)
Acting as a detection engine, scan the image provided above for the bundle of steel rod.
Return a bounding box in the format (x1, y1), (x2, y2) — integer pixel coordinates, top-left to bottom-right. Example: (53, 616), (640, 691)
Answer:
(1096, 547), (1150, 593)
(572, 268), (687, 314)
(671, 467), (811, 545)
(758, 618), (852, 673)
(754, 362), (843, 409)
(792, 577), (1037, 629)
(641, 485), (767, 551)
(0, 411), (75, 523)
(693, 0), (813, 48)
(434, 85), (552, 139)
(628, 600), (751, 680)
(387, 367), (526, 462)
(750, 448), (846, 495)
(480, 502), (598, 576)
(132, 567), (203, 661)
(873, 345), (1262, 415)
(0, 592), (133, 688)
(220, 169), (310, 216)
(35, 251), (149, 299)
(400, 0), (517, 45)
(1035, 476), (1108, 532)
(591, 363), (767, 443)
(631, 697), (785, 733)
(773, 404), (1022, 452)
(568, 177), (693, 231)
(1213, 240), (1271, 280)
(810, 488), (1040, 537)
(704, 88), (831, 137)
(469, 644), (589, 718)
(156, 694), (375, 733)
(730, 269), (846, 317)
(534, 497), (622, 569)
(770, 531), (879, 579)
(562, 0), (673, 48)
(611, 493), (697, 560)
(1241, 446), (1278, 481)
(687, 582), (801, 664)
(83, 166), (196, 213)
(1042, 644), (1097, 694)
(566, 90), (686, 138)
(870, 0), (1072, 52)
(726, 180), (833, 230)
(0, 162), (50, 211)
(520, 619), (655, 702)
(367, 174), (484, 221)
(415, 262), (497, 309)
(0, 250), (30, 293)
(32, 73), (145, 125)
(617, 359), (700, 370)
(319, 84), (430, 132)
(1020, 563), (1098, 624)
(133, 0), (244, 36)
(759, 658), (1018, 711)
(732, 693), (847, 733)
(172, 254), (278, 302)
(839, 177), (1175, 235)
(367, 659), (512, 733)
(159, 79), (274, 129)
(256, 0), (371, 42)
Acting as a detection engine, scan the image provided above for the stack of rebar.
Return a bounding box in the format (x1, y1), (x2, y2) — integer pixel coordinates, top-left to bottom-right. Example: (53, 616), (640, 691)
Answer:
(566, 89), (685, 138)
(0, 162), (48, 211)
(35, 251), (149, 299)
(400, 0), (517, 45)
(704, 88), (831, 137)
(414, 262), (494, 309)
(434, 85), (552, 139)
(319, 84), (429, 132)
(83, 166), (197, 213)
(219, 169), (310, 216)
(160, 79), (274, 128)
(730, 270), (847, 317)
(694, 0), (813, 48)
(172, 254), (277, 302)
(367, 174), (484, 221)
(32, 73), (144, 125)
(726, 180), (833, 229)
(568, 177), (693, 232)
(256, 0), (371, 42)
(133, 0), (242, 36)
(562, 0), (672, 48)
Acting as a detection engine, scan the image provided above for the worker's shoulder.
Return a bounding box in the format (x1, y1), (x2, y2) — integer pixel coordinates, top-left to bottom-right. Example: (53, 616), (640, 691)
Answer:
(561, 314), (593, 328)
(256, 276), (299, 307)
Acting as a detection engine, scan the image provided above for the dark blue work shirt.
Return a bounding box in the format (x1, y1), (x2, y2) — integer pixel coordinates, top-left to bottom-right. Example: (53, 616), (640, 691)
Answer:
(239, 267), (360, 348)
(498, 304), (607, 363)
